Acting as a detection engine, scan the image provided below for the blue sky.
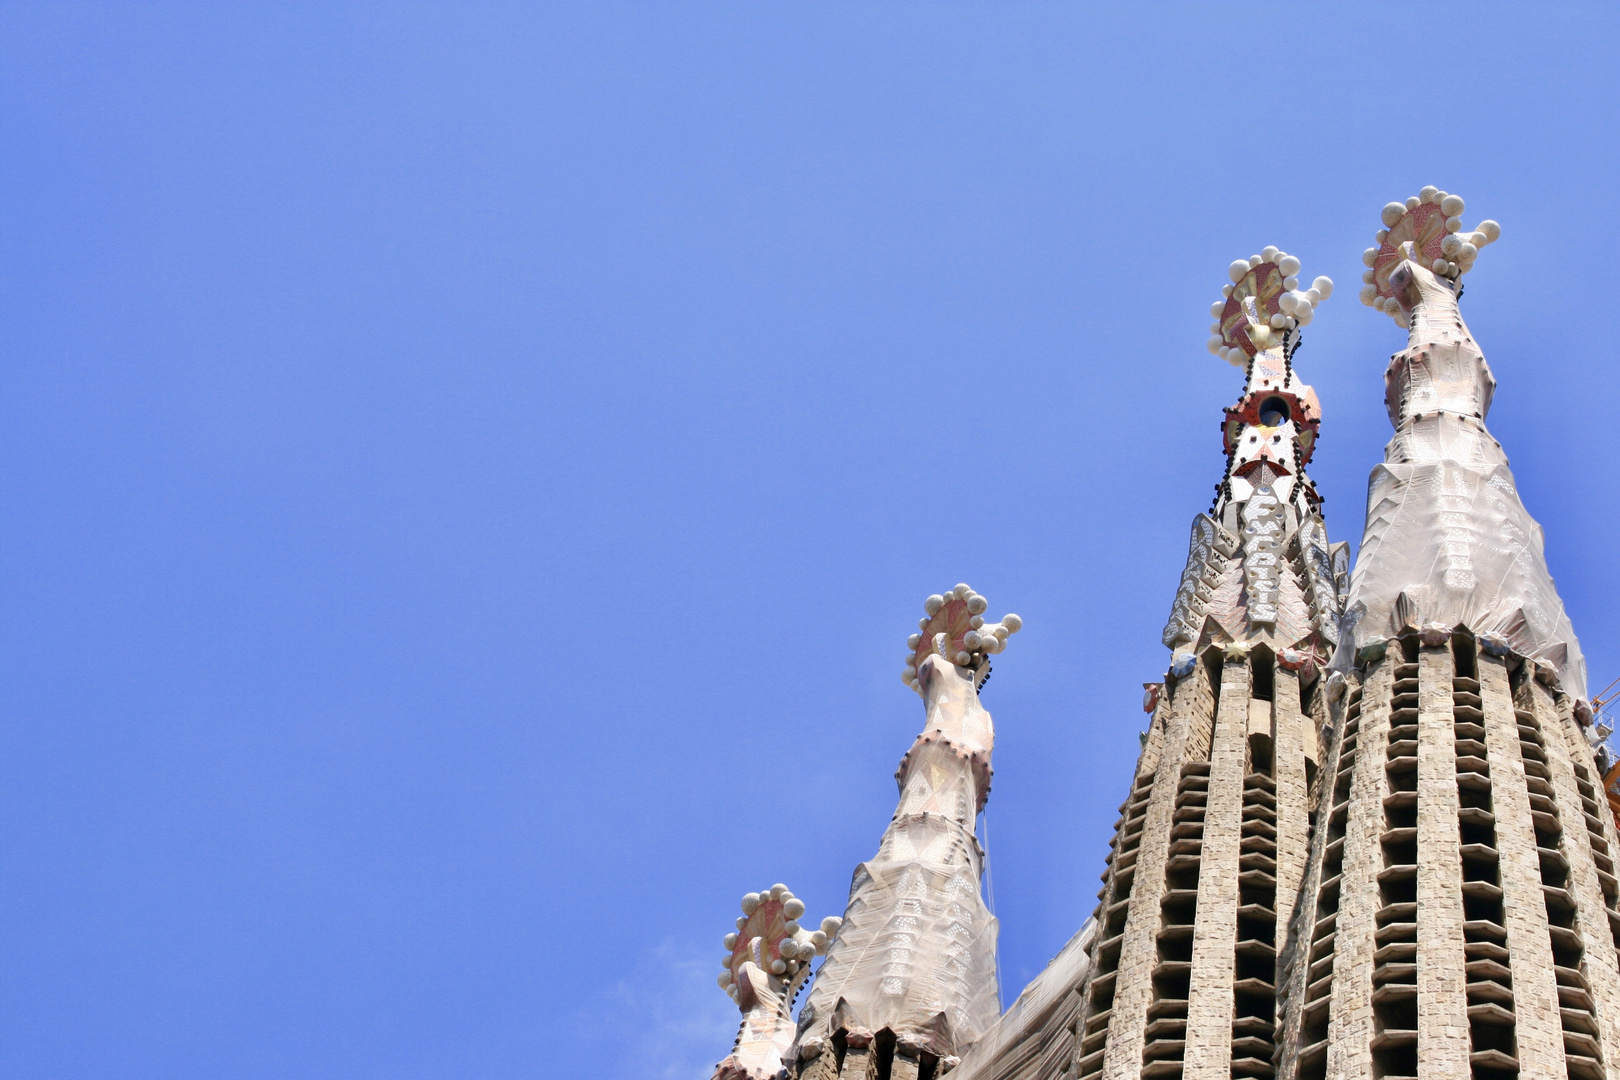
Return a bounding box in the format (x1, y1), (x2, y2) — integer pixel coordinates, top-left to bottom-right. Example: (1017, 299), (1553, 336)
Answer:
(4, 5), (1618, 1078)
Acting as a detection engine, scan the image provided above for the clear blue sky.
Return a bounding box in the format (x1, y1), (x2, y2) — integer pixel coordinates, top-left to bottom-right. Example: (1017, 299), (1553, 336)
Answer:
(4, 5), (1618, 1078)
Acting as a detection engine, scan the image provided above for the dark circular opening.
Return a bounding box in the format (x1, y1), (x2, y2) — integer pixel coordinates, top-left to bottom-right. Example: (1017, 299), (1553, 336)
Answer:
(1258, 396), (1291, 427)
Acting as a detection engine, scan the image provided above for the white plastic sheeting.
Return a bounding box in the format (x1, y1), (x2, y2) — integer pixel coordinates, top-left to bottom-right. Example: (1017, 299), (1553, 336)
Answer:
(797, 654), (1001, 1061)
(948, 919), (1097, 1080)
(1340, 295), (1586, 698)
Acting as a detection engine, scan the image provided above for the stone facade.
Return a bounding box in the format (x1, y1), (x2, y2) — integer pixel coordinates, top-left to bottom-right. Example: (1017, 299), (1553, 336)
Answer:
(707, 194), (1620, 1080)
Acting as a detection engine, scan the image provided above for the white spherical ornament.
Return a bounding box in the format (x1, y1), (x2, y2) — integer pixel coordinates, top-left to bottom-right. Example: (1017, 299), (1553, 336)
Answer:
(1312, 276), (1333, 298)
(783, 897), (805, 919)
(1419, 185), (1438, 202)
(1228, 260), (1249, 283)
(1405, 196), (1420, 210)
(1382, 202), (1406, 227)
(821, 916), (843, 935)
(724, 932), (738, 949)
(718, 972), (732, 989)
(770, 958), (787, 975)
(918, 617), (929, 631)
(1002, 613), (1022, 632)
(924, 594), (944, 615)
(1442, 195), (1464, 217)
(1221, 283), (1233, 297)
(1375, 229), (1390, 244)
(737, 916), (748, 929)
(964, 630), (983, 650)
(742, 893), (761, 914)
(810, 930), (827, 948)
(1262, 245), (1279, 261)
(1282, 276), (1298, 291)
(778, 939), (797, 960)
(1278, 293), (1297, 314)
(955, 651), (971, 666)
(907, 633), (921, 649)
(1248, 254), (1263, 268)
(953, 583), (971, 598)
(1226, 350), (1245, 369)
(1362, 268), (1376, 284)
(1294, 307), (1312, 327)
(1279, 255), (1301, 276)
(1458, 242), (1477, 261)
(1207, 336), (1223, 355)
(1359, 284), (1377, 306)
(771, 883), (787, 898)
(966, 594), (988, 615)
(1444, 215), (1461, 233)
(1269, 313), (1287, 329)
(1363, 247), (1379, 267)
(1441, 234), (1461, 257)
(1210, 301), (1225, 317)
(1478, 220), (1501, 243)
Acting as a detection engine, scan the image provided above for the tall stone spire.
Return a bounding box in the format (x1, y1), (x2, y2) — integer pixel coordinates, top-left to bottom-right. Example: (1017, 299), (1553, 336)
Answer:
(711, 884), (842, 1080)
(1336, 186), (1587, 699)
(1277, 189), (1620, 1080)
(1072, 250), (1343, 1080)
(1163, 247), (1347, 658)
(794, 584), (1022, 1080)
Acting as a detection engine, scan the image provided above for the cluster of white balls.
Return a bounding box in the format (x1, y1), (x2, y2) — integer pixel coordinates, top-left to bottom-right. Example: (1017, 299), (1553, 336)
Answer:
(717, 884), (842, 1001)
(1358, 187), (1500, 321)
(1205, 247), (1334, 368)
(902, 583), (1022, 693)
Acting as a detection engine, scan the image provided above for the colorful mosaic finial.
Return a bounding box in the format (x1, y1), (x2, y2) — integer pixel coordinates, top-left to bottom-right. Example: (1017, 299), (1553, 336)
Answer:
(1207, 247), (1333, 368)
(1358, 186), (1500, 325)
(902, 583), (1021, 695)
(710, 884), (840, 1080)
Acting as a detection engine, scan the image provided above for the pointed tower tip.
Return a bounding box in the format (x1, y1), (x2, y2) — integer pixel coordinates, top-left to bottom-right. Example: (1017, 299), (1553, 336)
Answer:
(1359, 186), (1501, 324)
(903, 584), (1020, 696)
(1208, 248), (1331, 368)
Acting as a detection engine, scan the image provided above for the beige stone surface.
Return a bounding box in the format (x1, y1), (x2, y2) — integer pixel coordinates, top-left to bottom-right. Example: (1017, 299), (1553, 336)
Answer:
(1477, 653), (1565, 1076)
(1325, 657), (1393, 1080)
(1182, 660), (1249, 1078)
(1415, 646), (1470, 1077)
(1536, 679), (1620, 1071)
(1094, 661), (1216, 1080)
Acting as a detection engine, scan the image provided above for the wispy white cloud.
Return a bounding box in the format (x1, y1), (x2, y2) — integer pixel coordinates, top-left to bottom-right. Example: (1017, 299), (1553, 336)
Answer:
(576, 938), (741, 1080)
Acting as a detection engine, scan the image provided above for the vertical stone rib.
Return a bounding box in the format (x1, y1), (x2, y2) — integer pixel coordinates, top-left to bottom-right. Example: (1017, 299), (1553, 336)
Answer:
(1275, 674), (1349, 1078)
(1477, 654), (1564, 1074)
(1183, 660), (1249, 1078)
(1325, 659), (1392, 1080)
(1273, 669), (1309, 990)
(1097, 662), (1214, 1080)
(1536, 681), (1620, 1069)
(1416, 646), (1469, 1076)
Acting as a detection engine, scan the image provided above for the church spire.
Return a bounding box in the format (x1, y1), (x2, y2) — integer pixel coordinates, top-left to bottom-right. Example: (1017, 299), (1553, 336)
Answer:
(795, 585), (1021, 1079)
(1341, 187), (1587, 698)
(1164, 249), (1345, 659)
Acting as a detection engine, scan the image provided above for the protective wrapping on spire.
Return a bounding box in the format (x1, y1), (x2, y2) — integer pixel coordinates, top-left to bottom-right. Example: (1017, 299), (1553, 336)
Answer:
(710, 886), (840, 1080)
(796, 585), (1022, 1069)
(1340, 188), (1587, 698)
(1163, 248), (1347, 658)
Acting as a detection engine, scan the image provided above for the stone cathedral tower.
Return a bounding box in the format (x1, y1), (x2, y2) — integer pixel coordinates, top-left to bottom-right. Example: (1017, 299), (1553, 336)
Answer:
(1275, 189), (1620, 1080)
(1070, 250), (1344, 1080)
(700, 191), (1618, 1080)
